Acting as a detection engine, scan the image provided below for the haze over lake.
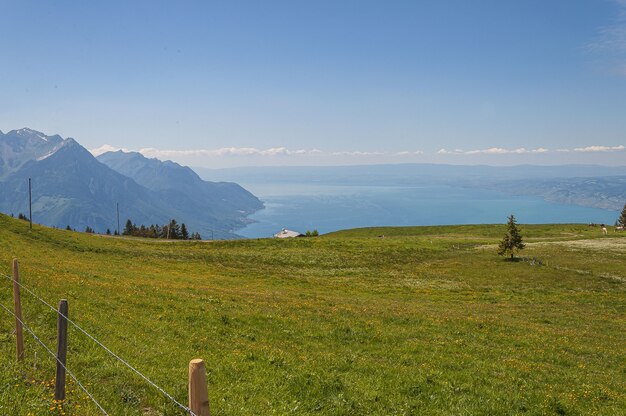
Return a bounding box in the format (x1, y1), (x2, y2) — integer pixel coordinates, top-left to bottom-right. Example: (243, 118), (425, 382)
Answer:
(237, 182), (619, 238)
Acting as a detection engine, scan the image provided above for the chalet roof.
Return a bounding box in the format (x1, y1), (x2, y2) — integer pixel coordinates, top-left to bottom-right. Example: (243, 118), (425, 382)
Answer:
(274, 228), (303, 238)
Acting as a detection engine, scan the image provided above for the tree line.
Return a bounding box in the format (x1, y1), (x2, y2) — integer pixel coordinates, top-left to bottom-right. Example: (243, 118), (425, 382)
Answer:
(122, 218), (201, 240)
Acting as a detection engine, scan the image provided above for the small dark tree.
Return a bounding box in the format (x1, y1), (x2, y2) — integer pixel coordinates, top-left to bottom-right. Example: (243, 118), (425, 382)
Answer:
(66, 225), (72, 231)
(617, 203), (626, 227)
(85, 226), (95, 234)
(181, 223), (189, 240)
(123, 219), (134, 236)
(106, 228), (111, 235)
(114, 229), (119, 236)
(498, 214), (525, 260)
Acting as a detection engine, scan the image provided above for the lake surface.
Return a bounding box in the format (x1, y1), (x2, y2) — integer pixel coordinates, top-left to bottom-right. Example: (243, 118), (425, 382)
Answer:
(237, 183), (619, 238)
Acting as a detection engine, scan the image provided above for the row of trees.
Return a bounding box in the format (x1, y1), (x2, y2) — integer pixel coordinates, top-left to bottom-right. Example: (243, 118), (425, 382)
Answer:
(122, 219), (201, 240)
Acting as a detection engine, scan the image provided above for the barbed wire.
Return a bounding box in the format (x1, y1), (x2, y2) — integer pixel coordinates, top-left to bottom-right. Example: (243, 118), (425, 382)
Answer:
(0, 300), (109, 415)
(1, 271), (196, 416)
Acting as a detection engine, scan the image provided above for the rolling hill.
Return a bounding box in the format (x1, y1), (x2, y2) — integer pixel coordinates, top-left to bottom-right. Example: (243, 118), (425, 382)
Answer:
(0, 215), (623, 415)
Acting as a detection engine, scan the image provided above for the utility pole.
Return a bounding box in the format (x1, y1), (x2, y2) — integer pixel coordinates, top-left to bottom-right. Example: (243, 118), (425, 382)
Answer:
(28, 178), (32, 230)
(116, 203), (120, 236)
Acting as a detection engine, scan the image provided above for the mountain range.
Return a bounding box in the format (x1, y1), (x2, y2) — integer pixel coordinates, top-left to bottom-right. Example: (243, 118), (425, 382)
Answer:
(0, 128), (262, 238)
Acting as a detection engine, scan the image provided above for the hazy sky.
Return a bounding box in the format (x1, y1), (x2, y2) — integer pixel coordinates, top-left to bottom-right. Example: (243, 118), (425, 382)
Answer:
(1, 0), (625, 168)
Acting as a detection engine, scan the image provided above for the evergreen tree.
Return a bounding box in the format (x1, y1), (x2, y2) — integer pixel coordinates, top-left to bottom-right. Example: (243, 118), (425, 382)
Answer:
(181, 223), (189, 240)
(123, 219), (134, 236)
(106, 228), (111, 235)
(114, 229), (119, 236)
(498, 214), (525, 259)
(618, 203), (626, 227)
(85, 226), (95, 233)
(167, 219), (181, 239)
(66, 225), (72, 231)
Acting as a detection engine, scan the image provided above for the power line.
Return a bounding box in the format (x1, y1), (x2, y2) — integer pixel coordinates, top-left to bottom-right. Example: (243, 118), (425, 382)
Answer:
(1, 272), (196, 416)
(0, 301), (109, 415)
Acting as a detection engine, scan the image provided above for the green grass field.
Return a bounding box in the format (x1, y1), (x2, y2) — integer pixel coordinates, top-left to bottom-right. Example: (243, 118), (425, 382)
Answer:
(0, 214), (624, 415)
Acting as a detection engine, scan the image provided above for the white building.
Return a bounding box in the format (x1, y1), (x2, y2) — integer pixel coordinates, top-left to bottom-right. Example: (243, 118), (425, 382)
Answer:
(274, 228), (303, 238)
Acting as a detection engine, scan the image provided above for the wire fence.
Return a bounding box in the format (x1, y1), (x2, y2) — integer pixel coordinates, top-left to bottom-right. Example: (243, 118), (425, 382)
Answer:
(0, 300), (109, 415)
(0, 270), (197, 416)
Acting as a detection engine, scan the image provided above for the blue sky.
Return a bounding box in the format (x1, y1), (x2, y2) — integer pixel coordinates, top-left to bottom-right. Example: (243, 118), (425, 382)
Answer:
(1, 0), (625, 167)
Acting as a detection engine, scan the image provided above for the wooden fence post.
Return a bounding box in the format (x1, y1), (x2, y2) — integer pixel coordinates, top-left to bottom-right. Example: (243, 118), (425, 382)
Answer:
(189, 359), (210, 416)
(12, 259), (24, 361)
(54, 300), (68, 401)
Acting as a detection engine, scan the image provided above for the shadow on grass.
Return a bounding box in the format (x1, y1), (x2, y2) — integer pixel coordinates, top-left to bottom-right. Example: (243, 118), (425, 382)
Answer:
(502, 256), (522, 262)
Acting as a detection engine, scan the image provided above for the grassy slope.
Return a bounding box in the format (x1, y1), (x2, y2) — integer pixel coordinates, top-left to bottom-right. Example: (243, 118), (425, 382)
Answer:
(0, 214), (624, 415)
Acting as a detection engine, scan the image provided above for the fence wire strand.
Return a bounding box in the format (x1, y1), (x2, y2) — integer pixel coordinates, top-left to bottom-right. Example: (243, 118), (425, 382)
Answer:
(1, 271), (196, 416)
(0, 301), (109, 415)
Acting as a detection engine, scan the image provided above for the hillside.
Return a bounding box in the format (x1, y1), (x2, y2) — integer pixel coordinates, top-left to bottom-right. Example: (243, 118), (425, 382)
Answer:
(0, 137), (171, 231)
(491, 176), (626, 211)
(0, 129), (263, 238)
(97, 150), (263, 234)
(0, 215), (624, 415)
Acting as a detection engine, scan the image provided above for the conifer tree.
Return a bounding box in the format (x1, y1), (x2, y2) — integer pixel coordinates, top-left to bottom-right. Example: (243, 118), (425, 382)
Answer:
(66, 225), (72, 231)
(498, 214), (525, 259)
(618, 203), (626, 227)
(106, 228), (111, 235)
(123, 219), (134, 236)
(181, 223), (189, 240)
(167, 219), (181, 239)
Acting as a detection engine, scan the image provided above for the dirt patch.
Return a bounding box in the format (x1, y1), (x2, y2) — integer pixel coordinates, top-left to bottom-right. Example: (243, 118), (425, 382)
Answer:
(530, 237), (626, 254)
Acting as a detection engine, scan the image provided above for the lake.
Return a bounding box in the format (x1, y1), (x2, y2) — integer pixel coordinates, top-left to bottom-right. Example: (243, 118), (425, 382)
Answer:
(237, 183), (620, 238)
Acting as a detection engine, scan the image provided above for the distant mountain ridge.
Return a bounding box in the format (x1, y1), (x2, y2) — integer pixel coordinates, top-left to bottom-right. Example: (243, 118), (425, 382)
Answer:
(198, 164), (626, 211)
(0, 128), (262, 238)
(491, 176), (626, 211)
(97, 150), (263, 232)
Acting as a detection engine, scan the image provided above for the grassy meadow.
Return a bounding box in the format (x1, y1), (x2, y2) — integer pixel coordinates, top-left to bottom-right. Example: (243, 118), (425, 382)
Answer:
(0, 214), (624, 415)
